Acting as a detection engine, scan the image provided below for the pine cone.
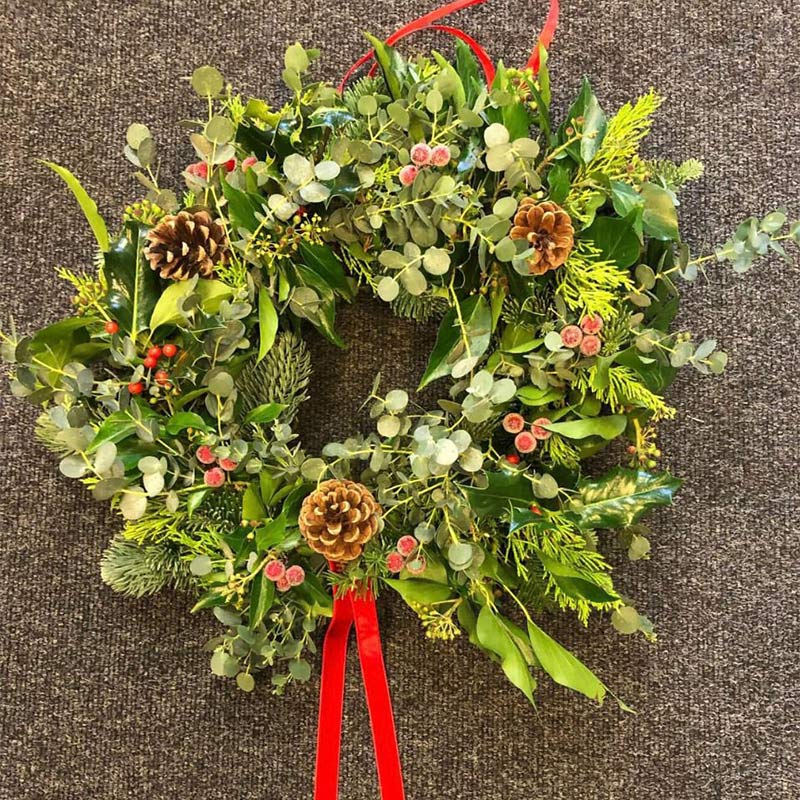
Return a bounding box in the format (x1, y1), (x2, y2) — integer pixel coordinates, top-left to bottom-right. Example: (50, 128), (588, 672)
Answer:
(298, 479), (382, 562)
(144, 209), (228, 281)
(509, 199), (574, 276)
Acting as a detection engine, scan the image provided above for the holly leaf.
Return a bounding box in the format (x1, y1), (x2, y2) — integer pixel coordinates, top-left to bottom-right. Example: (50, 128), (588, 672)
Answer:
(571, 468), (682, 529)
(462, 470), (534, 518)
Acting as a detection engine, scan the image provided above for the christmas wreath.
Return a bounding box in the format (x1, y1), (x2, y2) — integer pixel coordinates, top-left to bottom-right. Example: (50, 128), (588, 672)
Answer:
(3, 0), (798, 794)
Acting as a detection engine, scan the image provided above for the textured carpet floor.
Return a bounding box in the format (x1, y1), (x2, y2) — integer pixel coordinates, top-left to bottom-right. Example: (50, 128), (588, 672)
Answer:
(1, 1), (799, 798)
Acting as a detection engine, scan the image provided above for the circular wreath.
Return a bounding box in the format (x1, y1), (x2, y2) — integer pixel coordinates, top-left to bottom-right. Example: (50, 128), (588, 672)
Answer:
(3, 34), (797, 705)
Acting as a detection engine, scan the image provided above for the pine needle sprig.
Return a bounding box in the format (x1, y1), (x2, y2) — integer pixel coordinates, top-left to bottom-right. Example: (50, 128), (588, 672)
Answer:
(100, 535), (194, 597)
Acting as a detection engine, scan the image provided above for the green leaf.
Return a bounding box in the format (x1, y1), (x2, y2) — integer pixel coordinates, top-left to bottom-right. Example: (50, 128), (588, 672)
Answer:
(165, 411), (211, 435)
(186, 488), (210, 516)
(104, 223), (161, 337)
(257, 286), (279, 363)
(572, 468), (682, 529)
(243, 403), (285, 425)
(536, 550), (619, 605)
(383, 578), (455, 607)
(148, 278), (232, 331)
(41, 161), (109, 251)
(418, 295), (491, 389)
(640, 182), (680, 241)
(476, 605), (536, 703)
(516, 385), (563, 407)
(462, 470), (534, 517)
(87, 411), (137, 452)
(222, 176), (263, 231)
(191, 588), (226, 612)
(255, 514), (288, 551)
(243, 484), (266, 521)
(583, 216), (641, 268)
(248, 572), (275, 629)
(526, 619), (607, 703)
(559, 78), (607, 163)
(364, 33), (407, 100)
(298, 241), (355, 301)
(541, 415), (627, 441)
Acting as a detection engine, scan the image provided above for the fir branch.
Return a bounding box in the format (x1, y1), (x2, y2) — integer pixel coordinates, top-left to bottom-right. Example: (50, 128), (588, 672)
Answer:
(101, 535), (194, 597)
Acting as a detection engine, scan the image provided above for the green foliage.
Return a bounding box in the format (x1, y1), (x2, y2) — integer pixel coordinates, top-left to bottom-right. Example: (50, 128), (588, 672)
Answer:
(238, 332), (312, 424)
(101, 535), (194, 597)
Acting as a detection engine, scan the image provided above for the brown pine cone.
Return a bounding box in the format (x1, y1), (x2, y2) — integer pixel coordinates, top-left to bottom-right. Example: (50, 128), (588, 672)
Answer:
(298, 479), (382, 563)
(144, 209), (228, 281)
(509, 199), (574, 275)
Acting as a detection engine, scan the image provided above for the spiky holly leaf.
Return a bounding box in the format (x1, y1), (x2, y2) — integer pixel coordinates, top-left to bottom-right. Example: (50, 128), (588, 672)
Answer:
(571, 469), (682, 530)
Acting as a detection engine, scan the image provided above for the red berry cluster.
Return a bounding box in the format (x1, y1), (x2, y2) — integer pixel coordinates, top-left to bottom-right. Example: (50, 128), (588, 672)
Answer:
(386, 535), (426, 575)
(502, 413), (553, 457)
(196, 445), (238, 488)
(128, 340), (179, 396)
(263, 560), (305, 592)
(186, 157), (242, 182)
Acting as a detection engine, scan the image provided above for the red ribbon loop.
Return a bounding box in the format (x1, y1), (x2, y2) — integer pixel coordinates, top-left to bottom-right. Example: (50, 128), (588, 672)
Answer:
(526, 0), (560, 74)
(314, 584), (405, 800)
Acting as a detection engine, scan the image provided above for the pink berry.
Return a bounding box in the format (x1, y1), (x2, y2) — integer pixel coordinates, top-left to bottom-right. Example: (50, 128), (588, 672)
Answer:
(285, 565), (305, 586)
(560, 325), (584, 349)
(203, 467), (226, 488)
(430, 144), (451, 167)
(580, 335), (601, 357)
(386, 552), (405, 573)
(276, 576), (291, 592)
(514, 431), (537, 454)
(219, 457), (238, 472)
(580, 314), (603, 335)
(186, 161), (209, 180)
(405, 557), (427, 576)
(264, 560), (286, 582)
(502, 412), (526, 434)
(397, 535), (418, 556)
(196, 445), (216, 465)
(242, 156), (257, 171)
(410, 142), (432, 166)
(399, 164), (418, 186)
(531, 417), (553, 440)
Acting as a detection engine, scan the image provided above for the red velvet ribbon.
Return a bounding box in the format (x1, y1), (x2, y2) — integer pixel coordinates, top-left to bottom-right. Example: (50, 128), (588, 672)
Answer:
(314, 581), (405, 800)
(526, 0), (560, 74)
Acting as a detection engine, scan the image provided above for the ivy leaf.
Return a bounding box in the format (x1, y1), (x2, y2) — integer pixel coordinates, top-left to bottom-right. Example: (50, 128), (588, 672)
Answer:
(541, 415), (627, 441)
(383, 578), (455, 607)
(418, 295), (491, 389)
(526, 619), (607, 703)
(572, 468), (682, 529)
(583, 215), (641, 268)
(462, 470), (534, 518)
(476, 605), (536, 704)
(248, 572), (275, 629)
(536, 550), (619, 605)
(41, 161), (110, 251)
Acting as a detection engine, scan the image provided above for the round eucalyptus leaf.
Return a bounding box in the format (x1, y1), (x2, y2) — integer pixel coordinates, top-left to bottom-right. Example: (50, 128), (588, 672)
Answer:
(493, 196), (518, 218)
(282, 153), (315, 185)
(357, 95), (378, 116)
(299, 181), (331, 203)
(205, 115), (236, 144)
(119, 489), (148, 520)
(191, 66), (224, 97)
(314, 160), (341, 181)
(385, 389), (409, 413)
(422, 247), (450, 275)
(59, 454), (88, 479)
(301, 457), (327, 481)
(208, 371), (235, 397)
(126, 123), (151, 150)
(401, 267), (427, 296)
(434, 438), (459, 466)
(377, 414), (401, 438)
(484, 122), (510, 148)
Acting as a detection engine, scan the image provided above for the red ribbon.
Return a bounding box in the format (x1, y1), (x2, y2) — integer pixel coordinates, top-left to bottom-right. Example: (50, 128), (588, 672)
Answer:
(526, 0), (559, 74)
(314, 583), (405, 800)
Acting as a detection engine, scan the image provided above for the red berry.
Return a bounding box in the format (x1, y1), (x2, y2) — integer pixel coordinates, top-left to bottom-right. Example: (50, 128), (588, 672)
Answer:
(155, 369), (169, 386)
(506, 454), (521, 465)
(224, 158), (237, 172)
(203, 467), (226, 488)
(529, 504), (542, 515)
(502, 412), (526, 434)
(196, 445), (216, 465)
(264, 560), (286, 582)
(104, 320), (119, 335)
(514, 431), (537, 454)
(531, 417), (553, 440)
(128, 381), (143, 395)
(386, 552), (406, 573)
(147, 346), (162, 359)
(143, 356), (158, 369)
(285, 565), (305, 586)
(219, 458), (238, 472)
(162, 343), (178, 358)
(397, 535), (418, 556)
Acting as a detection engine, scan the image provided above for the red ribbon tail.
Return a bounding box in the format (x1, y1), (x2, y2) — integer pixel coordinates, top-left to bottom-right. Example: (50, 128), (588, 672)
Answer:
(314, 593), (355, 800)
(314, 586), (405, 800)
(352, 590), (405, 800)
(526, 0), (560, 74)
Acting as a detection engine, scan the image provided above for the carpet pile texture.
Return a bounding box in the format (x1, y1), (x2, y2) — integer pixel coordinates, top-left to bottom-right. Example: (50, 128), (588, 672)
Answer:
(1, 1), (798, 798)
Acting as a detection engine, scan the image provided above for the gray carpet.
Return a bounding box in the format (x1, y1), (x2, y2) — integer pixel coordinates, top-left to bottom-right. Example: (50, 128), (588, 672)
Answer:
(1, 1), (799, 798)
